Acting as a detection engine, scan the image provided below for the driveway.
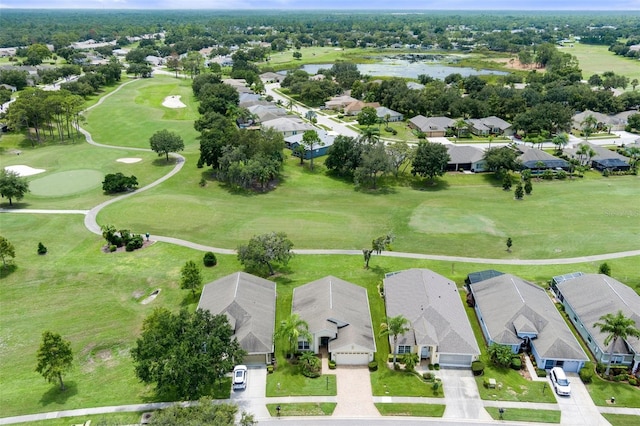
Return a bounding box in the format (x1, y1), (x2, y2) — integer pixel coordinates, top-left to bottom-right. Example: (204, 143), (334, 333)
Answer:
(551, 372), (610, 426)
(332, 366), (379, 417)
(230, 366), (269, 419)
(439, 368), (492, 420)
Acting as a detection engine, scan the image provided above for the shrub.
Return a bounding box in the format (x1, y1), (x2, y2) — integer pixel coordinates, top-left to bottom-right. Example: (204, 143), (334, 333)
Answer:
(579, 363), (594, 384)
(556, 170), (567, 179)
(267, 365), (274, 374)
(37, 242), (47, 255)
(109, 245), (117, 252)
(428, 363), (435, 370)
(536, 369), (547, 378)
(542, 169), (554, 180)
(387, 354), (395, 363)
(368, 361), (378, 371)
(596, 362), (606, 374)
(328, 360), (336, 370)
(423, 372), (434, 381)
(510, 357), (522, 370)
(602, 168), (610, 177)
(203, 252), (217, 267)
(613, 374), (625, 382)
(598, 262), (611, 276)
(300, 354), (321, 378)
(471, 360), (485, 376)
(434, 363), (440, 370)
(125, 235), (144, 251)
(629, 378), (638, 386)
(102, 172), (138, 193)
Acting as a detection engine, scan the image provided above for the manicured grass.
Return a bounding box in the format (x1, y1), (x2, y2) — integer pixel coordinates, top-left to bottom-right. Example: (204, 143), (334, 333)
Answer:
(371, 367), (442, 397)
(568, 43), (640, 83)
(266, 402), (336, 416)
(266, 363), (337, 397)
(602, 413), (640, 426)
(19, 412), (143, 426)
(486, 407), (561, 423)
(585, 374), (640, 408)
(375, 403), (445, 417)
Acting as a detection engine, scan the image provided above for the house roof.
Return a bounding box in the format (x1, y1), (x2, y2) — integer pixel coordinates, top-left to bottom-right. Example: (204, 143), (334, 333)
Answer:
(324, 95), (358, 108)
(197, 272), (276, 355)
(572, 110), (626, 127)
(407, 82), (425, 90)
(292, 276), (376, 353)
(466, 116), (512, 132)
(517, 146), (569, 169)
(344, 101), (380, 114)
(284, 130), (335, 149)
(375, 106), (403, 118)
(447, 145), (485, 165)
(556, 274), (640, 355)
(384, 269), (480, 356)
(261, 117), (315, 133)
(247, 104), (287, 121)
(470, 274), (587, 362)
(567, 142), (629, 164)
(409, 115), (455, 132)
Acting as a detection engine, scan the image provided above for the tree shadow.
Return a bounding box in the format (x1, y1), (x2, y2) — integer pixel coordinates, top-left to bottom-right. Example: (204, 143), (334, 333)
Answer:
(368, 263), (392, 277)
(410, 178), (450, 192)
(39, 381), (78, 407)
(0, 201), (33, 209)
(0, 264), (17, 279)
(180, 290), (202, 307)
(151, 158), (180, 168)
(479, 173), (502, 187)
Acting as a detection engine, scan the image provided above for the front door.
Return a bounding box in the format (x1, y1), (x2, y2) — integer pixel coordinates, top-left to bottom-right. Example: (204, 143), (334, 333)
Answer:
(421, 346), (430, 359)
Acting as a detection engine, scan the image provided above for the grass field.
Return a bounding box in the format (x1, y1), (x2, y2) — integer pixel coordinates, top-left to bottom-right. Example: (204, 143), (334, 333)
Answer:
(266, 402), (336, 416)
(485, 407), (561, 423)
(565, 43), (640, 83)
(602, 413), (640, 426)
(375, 403), (445, 416)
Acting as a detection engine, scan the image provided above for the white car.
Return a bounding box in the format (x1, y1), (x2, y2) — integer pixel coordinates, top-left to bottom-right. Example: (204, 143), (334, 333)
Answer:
(550, 367), (571, 396)
(232, 365), (248, 390)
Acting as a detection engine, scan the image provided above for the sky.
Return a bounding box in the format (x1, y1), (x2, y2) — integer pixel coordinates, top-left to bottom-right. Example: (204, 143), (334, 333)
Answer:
(0, 1), (639, 10)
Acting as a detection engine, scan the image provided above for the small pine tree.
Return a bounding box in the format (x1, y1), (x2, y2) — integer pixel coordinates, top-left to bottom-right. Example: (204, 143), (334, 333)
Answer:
(37, 242), (47, 255)
(502, 173), (512, 190)
(506, 237), (513, 252)
(514, 182), (524, 199)
(524, 179), (532, 195)
(203, 251), (217, 267)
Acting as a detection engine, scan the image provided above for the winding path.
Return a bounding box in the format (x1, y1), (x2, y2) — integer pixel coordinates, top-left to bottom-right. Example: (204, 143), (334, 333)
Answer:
(2, 77), (639, 266)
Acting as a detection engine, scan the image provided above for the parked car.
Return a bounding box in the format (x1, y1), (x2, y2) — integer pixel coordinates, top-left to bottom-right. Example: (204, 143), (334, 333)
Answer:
(550, 367), (571, 396)
(232, 365), (248, 390)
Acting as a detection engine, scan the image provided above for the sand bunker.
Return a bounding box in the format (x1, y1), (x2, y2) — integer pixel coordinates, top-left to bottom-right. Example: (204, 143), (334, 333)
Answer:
(4, 165), (45, 177)
(116, 157), (142, 164)
(162, 95), (186, 109)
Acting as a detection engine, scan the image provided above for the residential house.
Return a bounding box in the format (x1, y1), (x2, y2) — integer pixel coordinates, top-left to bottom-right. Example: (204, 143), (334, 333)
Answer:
(376, 106), (404, 122)
(259, 72), (285, 83)
(197, 272), (276, 365)
(324, 95), (358, 111)
(465, 116), (513, 137)
(447, 145), (487, 172)
(516, 146), (569, 171)
(384, 269), (481, 367)
(406, 82), (425, 91)
(285, 130), (336, 159)
(261, 116), (315, 137)
(223, 78), (253, 94)
(572, 110), (627, 132)
(468, 273), (588, 372)
(566, 142), (630, 171)
(238, 93), (261, 106)
(292, 276), (376, 365)
(552, 273), (640, 374)
(247, 104), (287, 123)
(408, 115), (455, 137)
(344, 100), (380, 116)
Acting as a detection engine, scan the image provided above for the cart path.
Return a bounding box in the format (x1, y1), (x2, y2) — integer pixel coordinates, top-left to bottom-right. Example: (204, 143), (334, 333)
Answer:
(2, 77), (638, 265)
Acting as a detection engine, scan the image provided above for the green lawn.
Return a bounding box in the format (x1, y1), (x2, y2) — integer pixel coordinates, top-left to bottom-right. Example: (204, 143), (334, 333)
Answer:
(568, 43), (640, 83)
(266, 402), (336, 416)
(586, 374), (640, 408)
(16, 412), (143, 426)
(602, 413), (640, 426)
(485, 407), (561, 423)
(265, 366), (337, 397)
(375, 403), (446, 417)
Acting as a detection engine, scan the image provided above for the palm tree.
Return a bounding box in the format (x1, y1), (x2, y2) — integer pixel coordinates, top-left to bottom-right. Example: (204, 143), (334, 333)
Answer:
(454, 119), (469, 141)
(379, 315), (411, 365)
(581, 114), (598, 143)
(304, 110), (317, 123)
(360, 126), (380, 145)
(552, 133), (569, 154)
(302, 130), (323, 171)
(275, 313), (312, 359)
(593, 310), (640, 376)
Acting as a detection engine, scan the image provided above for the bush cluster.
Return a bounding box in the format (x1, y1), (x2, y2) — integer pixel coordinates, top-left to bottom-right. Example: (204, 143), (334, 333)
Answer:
(102, 225), (145, 252)
(579, 363), (594, 384)
(511, 357), (522, 370)
(368, 361), (378, 371)
(471, 360), (485, 376)
(536, 369), (547, 378)
(203, 251), (217, 267)
(37, 242), (47, 255)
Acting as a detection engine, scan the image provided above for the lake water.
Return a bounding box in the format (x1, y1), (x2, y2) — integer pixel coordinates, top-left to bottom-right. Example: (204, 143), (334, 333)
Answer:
(299, 57), (507, 79)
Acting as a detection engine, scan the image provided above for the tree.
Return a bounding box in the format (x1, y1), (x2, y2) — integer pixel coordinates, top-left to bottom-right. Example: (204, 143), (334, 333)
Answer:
(237, 232), (293, 276)
(593, 310), (640, 376)
(484, 147), (519, 179)
(506, 237), (513, 252)
(0, 169), (30, 206)
(275, 313), (311, 359)
(386, 140), (415, 177)
(148, 398), (254, 426)
(0, 236), (16, 268)
(102, 172), (138, 193)
(299, 351), (321, 378)
(379, 315), (411, 365)
(354, 141), (391, 189)
(581, 114), (598, 142)
(363, 232), (394, 269)
(552, 133), (569, 154)
(524, 179), (532, 195)
(357, 106), (378, 127)
(301, 130), (323, 171)
(325, 135), (363, 177)
(598, 262), (611, 276)
(487, 343), (513, 367)
(411, 141), (450, 183)
(35, 331), (74, 391)
(514, 182), (524, 200)
(359, 126), (380, 145)
(131, 308), (245, 399)
(292, 51), (302, 60)
(180, 260), (203, 296)
(149, 129), (185, 161)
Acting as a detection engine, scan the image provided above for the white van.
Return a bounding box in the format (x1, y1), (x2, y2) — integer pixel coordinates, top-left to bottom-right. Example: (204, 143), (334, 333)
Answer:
(550, 367), (571, 396)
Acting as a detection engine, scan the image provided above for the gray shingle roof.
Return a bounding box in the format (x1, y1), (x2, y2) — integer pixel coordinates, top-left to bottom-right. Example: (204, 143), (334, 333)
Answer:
(517, 146), (569, 169)
(261, 117), (315, 133)
(197, 272), (276, 355)
(470, 274), (587, 362)
(292, 276), (376, 352)
(384, 269), (480, 356)
(409, 115), (455, 132)
(447, 145), (485, 165)
(557, 274), (640, 355)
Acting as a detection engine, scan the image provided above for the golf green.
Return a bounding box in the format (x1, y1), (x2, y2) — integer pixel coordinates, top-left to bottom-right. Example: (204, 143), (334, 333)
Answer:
(29, 169), (104, 196)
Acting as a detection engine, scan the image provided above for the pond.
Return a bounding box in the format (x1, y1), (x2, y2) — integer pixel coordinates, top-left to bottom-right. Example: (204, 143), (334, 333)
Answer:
(298, 56), (508, 80)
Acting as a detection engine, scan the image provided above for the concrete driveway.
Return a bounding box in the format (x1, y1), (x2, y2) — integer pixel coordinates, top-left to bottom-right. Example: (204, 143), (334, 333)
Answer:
(332, 366), (379, 417)
(230, 366), (269, 419)
(551, 372), (610, 426)
(439, 369), (492, 420)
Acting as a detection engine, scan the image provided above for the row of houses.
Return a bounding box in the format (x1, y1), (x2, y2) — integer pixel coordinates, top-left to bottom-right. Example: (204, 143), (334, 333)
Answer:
(195, 268), (639, 373)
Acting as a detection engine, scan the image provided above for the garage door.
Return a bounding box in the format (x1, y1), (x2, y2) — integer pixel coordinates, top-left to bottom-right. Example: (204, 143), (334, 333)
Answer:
(438, 354), (473, 367)
(242, 354), (266, 365)
(333, 352), (370, 365)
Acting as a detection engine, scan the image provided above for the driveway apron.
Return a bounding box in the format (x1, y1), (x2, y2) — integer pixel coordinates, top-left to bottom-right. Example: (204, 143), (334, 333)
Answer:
(332, 366), (380, 417)
(230, 366), (269, 419)
(552, 373), (610, 426)
(439, 368), (492, 420)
